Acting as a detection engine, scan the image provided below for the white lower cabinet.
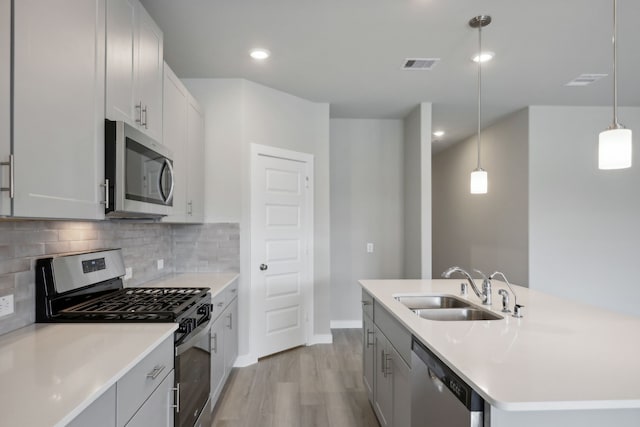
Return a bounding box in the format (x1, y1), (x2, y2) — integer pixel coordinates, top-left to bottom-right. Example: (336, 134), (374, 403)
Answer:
(125, 370), (174, 427)
(67, 384), (116, 427)
(210, 314), (226, 402)
(209, 280), (239, 411)
(364, 290), (411, 427)
(69, 335), (175, 427)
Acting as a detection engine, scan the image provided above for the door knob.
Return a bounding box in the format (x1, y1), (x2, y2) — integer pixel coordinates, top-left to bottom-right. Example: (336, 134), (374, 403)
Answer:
(259, 264), (268, 271)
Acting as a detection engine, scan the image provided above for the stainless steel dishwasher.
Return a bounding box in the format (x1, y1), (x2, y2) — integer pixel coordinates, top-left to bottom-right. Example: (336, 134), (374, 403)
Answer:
(411, 337), (484, 427)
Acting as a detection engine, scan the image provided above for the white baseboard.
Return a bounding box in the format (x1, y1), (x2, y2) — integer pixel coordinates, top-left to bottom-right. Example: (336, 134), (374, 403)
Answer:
(233, 353), (258, 368)
(307, 333), (333, 345)
(330, 320), (363, 329)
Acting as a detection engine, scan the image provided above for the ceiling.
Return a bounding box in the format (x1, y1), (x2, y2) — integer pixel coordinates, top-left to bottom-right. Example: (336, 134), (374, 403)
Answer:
(140, 0), (640, 151)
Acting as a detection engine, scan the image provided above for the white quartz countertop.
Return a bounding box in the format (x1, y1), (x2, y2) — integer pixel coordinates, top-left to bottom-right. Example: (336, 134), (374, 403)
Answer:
(360, 279), (640, 411)
(139, 272), (239, 297)
(0, 322), (177, 427)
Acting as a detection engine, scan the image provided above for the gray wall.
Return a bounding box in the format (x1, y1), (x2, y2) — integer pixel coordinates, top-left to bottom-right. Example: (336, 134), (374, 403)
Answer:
(432, 108), (529, 285)
(0, 221), (239, 336)
(529, 106), (640, 316)
(330, 119), (404, 325)
(404, 103), (432, 279)
(184, 78), (331, 362)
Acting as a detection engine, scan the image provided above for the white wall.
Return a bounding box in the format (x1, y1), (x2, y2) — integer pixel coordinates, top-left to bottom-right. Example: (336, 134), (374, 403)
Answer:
(529, 106), (640, 316)
(404, 103), (432, 278)
(330, 119), (404, 326)
(432, 108), (529, 285)
(183, 78), (331, 362)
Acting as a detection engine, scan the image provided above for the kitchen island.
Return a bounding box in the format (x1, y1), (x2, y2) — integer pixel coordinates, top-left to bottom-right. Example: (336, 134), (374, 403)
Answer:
(360, 279), (640, 427)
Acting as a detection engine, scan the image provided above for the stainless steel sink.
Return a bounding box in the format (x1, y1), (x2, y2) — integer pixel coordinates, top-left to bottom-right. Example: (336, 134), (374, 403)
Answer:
(394, 294), (471, 310)
(415, 308), (503, 321)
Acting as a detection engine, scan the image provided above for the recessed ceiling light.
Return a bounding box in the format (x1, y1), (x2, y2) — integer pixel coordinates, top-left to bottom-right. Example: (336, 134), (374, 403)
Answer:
(433, 130), (445, 137)
(249, 48), (270, 60)
(472, 51), (494, 63)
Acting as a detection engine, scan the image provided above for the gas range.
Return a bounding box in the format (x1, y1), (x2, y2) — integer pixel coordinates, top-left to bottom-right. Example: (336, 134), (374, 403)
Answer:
(35, 249), (211, 345)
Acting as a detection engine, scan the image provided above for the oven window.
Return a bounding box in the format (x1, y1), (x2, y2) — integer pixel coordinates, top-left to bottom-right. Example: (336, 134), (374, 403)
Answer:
(176, 329), (211, 427)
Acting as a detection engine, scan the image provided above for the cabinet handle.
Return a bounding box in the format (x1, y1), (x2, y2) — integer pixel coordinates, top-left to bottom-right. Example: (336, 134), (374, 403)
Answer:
(171, 383), (180, 413)
(0, 154), (14, 199)
(212, 332), (218, 353)
(187, 200), (193, 215)
(381, 349), (386, 376)
(100, 178), (109, 209)
(227, 313), (233, 329)
(361, 300), (371, 306)
(142, 105), (148, 129)
(385, 353), (393, 377)
(217, 302), (224, 307)
(366, 329), (374, 348)
(230, 288), (237, 294)
(146, 365), (165, 380)
(135, 101), (143, 125)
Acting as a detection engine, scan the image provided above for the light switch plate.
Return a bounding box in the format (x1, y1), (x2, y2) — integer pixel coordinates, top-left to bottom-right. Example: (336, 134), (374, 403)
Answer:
(0, 294), (14, 317)
(367, 243), (374, 253)
(124, 267), (133, 280)
(157, 259), (164, 270)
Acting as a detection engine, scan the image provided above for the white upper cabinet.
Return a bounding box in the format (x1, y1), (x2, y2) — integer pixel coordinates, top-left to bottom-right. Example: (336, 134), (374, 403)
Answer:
(162, 63), (204, 223)
(0, 0), (10, 216)
(10, 0), (106, 219)
(106, 0), (163, 143)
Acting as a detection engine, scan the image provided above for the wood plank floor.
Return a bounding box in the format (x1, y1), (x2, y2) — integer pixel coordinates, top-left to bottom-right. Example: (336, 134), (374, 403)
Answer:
(211, 329), (380, 427)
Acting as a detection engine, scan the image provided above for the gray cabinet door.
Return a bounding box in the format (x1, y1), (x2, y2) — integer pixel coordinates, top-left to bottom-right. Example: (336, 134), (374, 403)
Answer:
(125, 370), (175, 427)
(374, 326), (392, 427)
(363, 312), (375, 402)
(390, 343), (411, 427)
(223, 298), (239, 372)
(67, 384), (116, 427)
(210, 315), (226, 403)
(0, 0), (9, 215)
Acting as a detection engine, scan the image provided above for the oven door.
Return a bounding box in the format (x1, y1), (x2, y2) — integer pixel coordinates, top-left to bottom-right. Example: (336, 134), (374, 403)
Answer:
(175, 318), (212, 427)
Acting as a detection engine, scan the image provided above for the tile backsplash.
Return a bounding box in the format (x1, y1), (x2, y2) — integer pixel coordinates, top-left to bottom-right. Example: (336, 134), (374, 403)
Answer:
(0, 220), (239, 336)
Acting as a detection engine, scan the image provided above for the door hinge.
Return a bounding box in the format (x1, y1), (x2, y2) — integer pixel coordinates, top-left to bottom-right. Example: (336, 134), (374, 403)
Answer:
(305, 176), (309, 188)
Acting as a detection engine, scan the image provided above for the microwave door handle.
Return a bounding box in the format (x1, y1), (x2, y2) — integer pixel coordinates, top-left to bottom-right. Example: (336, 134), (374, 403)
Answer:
(159, 159), (175, 204)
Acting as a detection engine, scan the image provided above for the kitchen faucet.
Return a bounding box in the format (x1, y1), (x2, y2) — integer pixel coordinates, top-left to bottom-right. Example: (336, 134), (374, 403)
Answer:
(489, 271), (524, 318)
(442, 266), (492, 306)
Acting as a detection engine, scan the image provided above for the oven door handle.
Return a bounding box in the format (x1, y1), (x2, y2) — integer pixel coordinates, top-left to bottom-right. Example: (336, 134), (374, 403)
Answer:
(176, 317), (213, 357)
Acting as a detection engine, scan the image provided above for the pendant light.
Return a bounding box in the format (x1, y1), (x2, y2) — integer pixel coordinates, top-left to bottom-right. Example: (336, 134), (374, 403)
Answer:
(599, 0), (632, 170)
(469, 15), (491, 194)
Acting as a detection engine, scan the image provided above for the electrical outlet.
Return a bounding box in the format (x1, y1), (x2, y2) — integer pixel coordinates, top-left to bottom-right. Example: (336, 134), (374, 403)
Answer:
(157, 259), (164, 270)
(0, 294), (14, 317)
(124, 267), (133, 280)
(367, 243), (374, 253)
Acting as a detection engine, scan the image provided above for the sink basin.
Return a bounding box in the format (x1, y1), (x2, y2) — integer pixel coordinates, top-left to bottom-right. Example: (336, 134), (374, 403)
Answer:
(394, 294), (471, 310)
(415, 308), (503, 321)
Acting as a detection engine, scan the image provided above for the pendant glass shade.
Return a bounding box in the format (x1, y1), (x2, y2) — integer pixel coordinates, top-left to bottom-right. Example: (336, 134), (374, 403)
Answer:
(599, 128), (632, 169)
(470, 168), (488, 194)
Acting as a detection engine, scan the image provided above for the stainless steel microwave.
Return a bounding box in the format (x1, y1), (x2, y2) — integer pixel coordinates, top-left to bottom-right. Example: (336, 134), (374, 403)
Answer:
(105, 120), (174, 218)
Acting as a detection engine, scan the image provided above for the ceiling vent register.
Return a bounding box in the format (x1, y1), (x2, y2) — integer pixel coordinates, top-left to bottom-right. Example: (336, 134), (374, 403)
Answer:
(565, 74), (608, 86)
(402, 58), (440, 70)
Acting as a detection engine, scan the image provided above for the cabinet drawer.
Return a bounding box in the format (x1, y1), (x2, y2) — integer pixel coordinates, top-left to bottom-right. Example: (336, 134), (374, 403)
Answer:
(374, 301), (411, 367)
(117, 335), (174, 427)
(125, 370), (174, 427)
(225, 280), (238, 302)
(210, 291), (227, 321)
(362, 290), (374, 319)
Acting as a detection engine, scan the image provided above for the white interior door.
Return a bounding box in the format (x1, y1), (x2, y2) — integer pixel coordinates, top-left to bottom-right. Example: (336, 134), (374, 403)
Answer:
(251, 145), (313, 358)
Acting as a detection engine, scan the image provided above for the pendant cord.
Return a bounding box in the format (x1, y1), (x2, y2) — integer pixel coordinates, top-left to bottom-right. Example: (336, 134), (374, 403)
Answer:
(612, 0), (618, 127)
(477, 24), (482, 169)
